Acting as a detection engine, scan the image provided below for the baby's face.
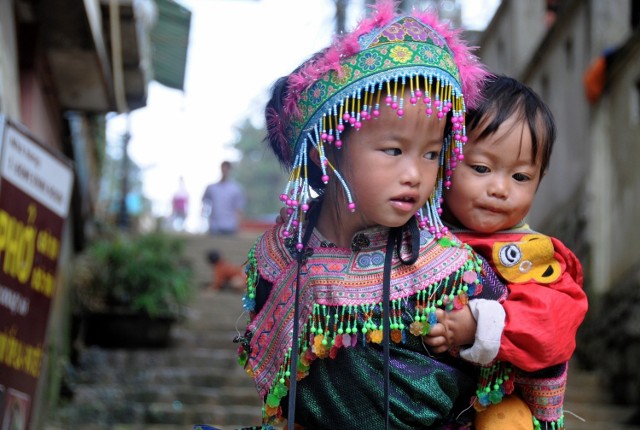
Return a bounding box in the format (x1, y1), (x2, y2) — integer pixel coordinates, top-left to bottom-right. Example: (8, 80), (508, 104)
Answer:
(444, 115), (542, 233)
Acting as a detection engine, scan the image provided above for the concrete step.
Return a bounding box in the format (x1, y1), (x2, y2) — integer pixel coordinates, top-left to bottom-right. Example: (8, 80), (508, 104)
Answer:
(50, 401), (262, 428)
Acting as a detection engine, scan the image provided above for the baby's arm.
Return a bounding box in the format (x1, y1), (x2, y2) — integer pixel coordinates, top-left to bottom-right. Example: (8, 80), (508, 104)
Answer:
(456, 233), (587, 371)
(423, 299), (505, 365)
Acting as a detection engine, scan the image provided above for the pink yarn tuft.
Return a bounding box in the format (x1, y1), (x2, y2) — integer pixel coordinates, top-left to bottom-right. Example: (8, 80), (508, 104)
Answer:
(412, 10), (489, 109)
(283, 0), (488, 114)
(266, 107), (291, 164)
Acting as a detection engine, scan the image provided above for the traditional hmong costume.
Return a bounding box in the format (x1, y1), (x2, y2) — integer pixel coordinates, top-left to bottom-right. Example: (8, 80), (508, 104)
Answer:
(454, 223), (587, 430)
(232, 2), (511, 429)
(239, 218), (508, 429)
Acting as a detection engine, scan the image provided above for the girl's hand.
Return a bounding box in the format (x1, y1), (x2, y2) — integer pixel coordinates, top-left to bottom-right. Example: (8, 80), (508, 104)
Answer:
(422, 306), (477, 353)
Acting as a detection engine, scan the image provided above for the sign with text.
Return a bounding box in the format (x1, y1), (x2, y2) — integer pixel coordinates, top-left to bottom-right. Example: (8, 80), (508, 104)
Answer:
(0, 116), (73, 430)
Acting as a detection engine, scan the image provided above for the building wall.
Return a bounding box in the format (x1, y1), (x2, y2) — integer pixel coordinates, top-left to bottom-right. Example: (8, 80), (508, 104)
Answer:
(478, 1), (547, 77)
(0, 0), (20, 119)
(477, 0), (638, 292)
(589, 34), (640, 292)
(19, 69), (63, 150)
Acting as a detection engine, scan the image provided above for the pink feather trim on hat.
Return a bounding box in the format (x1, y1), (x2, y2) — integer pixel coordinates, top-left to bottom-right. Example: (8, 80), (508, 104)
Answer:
(284, 0), (487, 114)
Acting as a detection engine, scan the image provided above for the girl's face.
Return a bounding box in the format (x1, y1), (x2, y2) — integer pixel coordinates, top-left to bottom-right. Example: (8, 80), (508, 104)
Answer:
(443, 114), (542, 233)
(337, 93), (446, 234)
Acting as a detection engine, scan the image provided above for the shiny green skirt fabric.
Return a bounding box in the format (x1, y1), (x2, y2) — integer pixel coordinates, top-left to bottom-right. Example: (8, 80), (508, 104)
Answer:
(291, 336), (476, 430)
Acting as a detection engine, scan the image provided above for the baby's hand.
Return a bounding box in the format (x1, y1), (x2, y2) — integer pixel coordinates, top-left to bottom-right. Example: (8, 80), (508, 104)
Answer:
(275, 207), (289, 225)
(422, 306), (477, 353)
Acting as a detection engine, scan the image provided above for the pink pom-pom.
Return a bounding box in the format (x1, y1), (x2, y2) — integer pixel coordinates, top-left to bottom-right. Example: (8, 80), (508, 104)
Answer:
(348, 202), (356, 212)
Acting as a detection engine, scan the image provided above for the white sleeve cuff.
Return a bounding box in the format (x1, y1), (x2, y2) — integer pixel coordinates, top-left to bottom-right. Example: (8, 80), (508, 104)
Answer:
(459, 299), (505, 365)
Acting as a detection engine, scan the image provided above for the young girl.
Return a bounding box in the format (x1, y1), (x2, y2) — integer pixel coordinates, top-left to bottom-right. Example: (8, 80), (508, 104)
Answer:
(236, 3), (511, 430)
(424, 75), (588, 430)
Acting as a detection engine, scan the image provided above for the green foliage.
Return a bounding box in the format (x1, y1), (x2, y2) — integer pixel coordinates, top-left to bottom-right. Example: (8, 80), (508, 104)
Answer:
(232, 118), (288, 219)
(72, 232), (194, 318)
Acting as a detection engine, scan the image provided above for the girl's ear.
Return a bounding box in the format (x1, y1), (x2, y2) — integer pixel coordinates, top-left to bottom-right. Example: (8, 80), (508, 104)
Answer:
(309, 147), (322, 167)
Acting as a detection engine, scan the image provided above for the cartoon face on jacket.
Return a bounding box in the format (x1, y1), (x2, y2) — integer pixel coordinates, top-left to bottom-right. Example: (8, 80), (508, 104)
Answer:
(491, 234), (561, 284)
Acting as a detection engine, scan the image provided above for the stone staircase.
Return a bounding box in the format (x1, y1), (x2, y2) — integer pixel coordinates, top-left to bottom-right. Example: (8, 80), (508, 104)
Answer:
(46, 231), (263, 430)
(46, 231), (640, 430)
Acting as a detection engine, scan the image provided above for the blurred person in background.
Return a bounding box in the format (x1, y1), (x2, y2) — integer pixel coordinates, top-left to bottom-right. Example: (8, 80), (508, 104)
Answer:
(171, 176), (189, 231)
(201, 161), (246, 235)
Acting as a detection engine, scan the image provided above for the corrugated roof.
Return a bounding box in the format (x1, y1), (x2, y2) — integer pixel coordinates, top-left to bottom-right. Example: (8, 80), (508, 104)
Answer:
(151, 0), (191, 91)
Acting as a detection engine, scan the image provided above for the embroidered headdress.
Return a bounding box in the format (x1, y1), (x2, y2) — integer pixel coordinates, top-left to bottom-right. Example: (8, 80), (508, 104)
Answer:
(266, 0), (487, 248)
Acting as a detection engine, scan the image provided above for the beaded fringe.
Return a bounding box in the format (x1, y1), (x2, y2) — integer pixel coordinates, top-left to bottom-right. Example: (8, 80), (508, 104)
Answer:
(239, 241), (500, 426)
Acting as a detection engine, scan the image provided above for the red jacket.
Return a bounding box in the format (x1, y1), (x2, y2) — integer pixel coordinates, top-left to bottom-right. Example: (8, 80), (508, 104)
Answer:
(455, 225), (588, 372)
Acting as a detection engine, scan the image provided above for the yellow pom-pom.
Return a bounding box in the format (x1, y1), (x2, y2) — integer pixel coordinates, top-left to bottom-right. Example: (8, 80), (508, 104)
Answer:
(474, 394), (533, 430)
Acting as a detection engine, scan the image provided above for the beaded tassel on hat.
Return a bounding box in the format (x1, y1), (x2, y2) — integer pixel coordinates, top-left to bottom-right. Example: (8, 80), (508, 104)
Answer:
(266, 1), (487, 246)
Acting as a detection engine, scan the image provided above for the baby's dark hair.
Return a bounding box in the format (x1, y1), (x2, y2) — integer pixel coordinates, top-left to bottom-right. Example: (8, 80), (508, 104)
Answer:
(466, 75), (556, 175)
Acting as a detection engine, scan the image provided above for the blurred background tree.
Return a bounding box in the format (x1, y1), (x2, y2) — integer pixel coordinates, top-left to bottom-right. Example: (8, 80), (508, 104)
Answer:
(233, 118), (287, 220)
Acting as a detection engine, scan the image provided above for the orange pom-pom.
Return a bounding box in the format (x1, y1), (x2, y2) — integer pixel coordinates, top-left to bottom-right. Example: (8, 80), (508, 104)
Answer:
(474, 394), (533, 430)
